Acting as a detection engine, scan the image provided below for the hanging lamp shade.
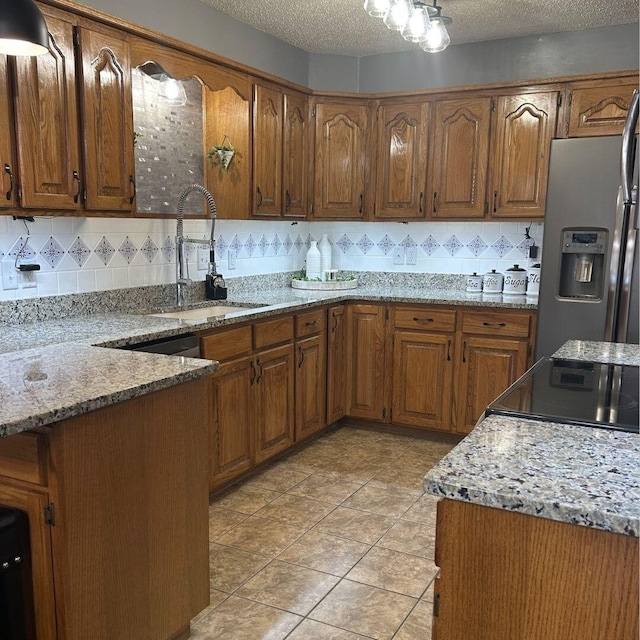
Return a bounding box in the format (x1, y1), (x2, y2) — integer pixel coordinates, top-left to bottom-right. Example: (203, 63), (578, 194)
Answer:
(0, 0), (49, 56)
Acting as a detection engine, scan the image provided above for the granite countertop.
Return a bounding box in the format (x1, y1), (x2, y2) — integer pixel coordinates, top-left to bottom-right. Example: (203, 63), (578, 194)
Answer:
(424, 340), (640, 537)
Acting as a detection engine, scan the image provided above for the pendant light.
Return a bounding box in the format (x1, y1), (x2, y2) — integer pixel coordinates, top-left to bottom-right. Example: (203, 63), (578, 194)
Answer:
(363, 0), (391, 18)
(401, 4), (430, 42)
(0, 0), (49, 56)
(419, 16), (450, 52)
(383, 0), (411, 31)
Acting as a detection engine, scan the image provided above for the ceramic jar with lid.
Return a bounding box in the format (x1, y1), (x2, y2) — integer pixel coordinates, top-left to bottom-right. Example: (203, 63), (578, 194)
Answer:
(466, 272), (483, 293)
(527, 263), (541, 296)
(503, 264), (527, 295)
(483, 269), (503, 293)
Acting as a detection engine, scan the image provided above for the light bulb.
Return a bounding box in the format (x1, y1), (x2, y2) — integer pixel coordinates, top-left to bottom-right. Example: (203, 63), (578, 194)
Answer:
(420, 18), (450, 52)
(383, 0), (410, 31)
(363, 0), (390, 18)
(401, 5), (430, 42)
(159, 78), (187, 106)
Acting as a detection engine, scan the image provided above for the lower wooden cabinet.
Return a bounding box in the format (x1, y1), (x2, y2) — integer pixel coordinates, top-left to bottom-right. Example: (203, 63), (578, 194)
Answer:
(295, 334), (326, 441)
(326, 305), (348, 424)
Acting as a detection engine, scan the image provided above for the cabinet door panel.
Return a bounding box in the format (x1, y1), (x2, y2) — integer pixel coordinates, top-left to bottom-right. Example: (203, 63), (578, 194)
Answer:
(283, 90), (309, 218)
(456, 336), (528, 433)
(314, 102), (368, 219)
(253, 84), (282, 217)
(431, 98), (490, 218)
(392, 331), (453, 431)
(491, 92), (558, 218)
(77, 23), (134, 211)
(374, 102), (429, 219)
(255, 344), (294, 462)
(14, 13), (82, 210)
(327, 305), (348, 424)
(295, 333), (326, 441)
(0, 55), (16, 209)
(210, 357), (253, 489)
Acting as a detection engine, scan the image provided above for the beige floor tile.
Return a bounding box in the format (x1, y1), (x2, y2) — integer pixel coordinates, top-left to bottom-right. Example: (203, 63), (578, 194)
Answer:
(314, 507), (396, 545)
(309, 579), (416, 640)
(208, 543), (270, 593)
(341, 485), (418, 518)
(278, 530), (369, 577)
(286, 619), (371, 639)
(376, 520), (436, 559)
(191, 595), (302, 640)
(422, 579), (436, 602)
(345, 546), (438, 598)
(367, 467), (427, 496)
(246, 465), (311, 492)
(401, 493), (440, 525)
(208, 507), (249, 541)
(190, 589), (228, 625)
(236, 560), (339, 615)
(211, 484), (282, 515)
(216, 515), (305, 557)
(394, 600), (433, 640)
(255, 493), (336, 528)
(287, 473), (362, 505)
(393, 454), (438, 473)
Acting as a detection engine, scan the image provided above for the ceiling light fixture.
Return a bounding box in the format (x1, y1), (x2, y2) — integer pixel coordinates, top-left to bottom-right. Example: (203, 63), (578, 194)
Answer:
(0, 0), (49, 56)
(364, 0), (452, 53)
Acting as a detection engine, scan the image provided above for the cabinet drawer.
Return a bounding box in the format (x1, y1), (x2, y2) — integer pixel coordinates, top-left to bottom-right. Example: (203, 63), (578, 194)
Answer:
(254, 316), (294, 349)
(394, 307), (456, 333)
(0, 432), (47, 486)
(295, 309), (327, 338)
(201, 325), (253, 361)
(461, 311), (530, 338)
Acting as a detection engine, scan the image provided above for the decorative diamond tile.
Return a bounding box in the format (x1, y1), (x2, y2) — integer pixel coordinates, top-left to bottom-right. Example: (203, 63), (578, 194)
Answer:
(467, 235), (488, 257)
(9, 237), (37, 261)
(141, 236), (159, 263)
(258, 235), (270, 256)
(420, 235), (440, 256)
(294, 234), (304, 253)
(272, 234), (282, 255)
(516, 237), (534, 257)
(94, 236), (116, 266)
(68, 236), (91, 267)
(377, 234), (395, 256)
(306, 233), (314, 249)
(118, 236), (138, 265)
(492, 235), (514, 258)
(400, 235), (417, 248)
(283, 234), (293, 254)
(443, 235), (464, 256)
(161, 236), (175, 263)
(244, 234), (257, 257)
(229, 234), (242, 256)
(336, 234), (354, 254)
(40, 236), (65, 269)
(356, 234), (374, 255)
(216, 235), (228, 255)
(184, 242), (196, 260)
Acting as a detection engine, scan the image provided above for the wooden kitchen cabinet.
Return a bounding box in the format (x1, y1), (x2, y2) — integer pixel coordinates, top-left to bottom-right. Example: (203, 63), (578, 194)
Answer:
(373, 100), (430, 219)
(313, 100), (369, 219)
(326, 305), (348, 424)
(430, 97), (491, 218)
(0, 55), (16, 210)
(282, 89), (310, 218)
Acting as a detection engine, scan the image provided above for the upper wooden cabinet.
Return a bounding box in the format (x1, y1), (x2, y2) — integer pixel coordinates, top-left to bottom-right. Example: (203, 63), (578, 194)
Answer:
(0, 55), (16, 210)
(566, 77), (639, 137)
(490, 91), (559, 218)
(313, 100), (369, 219)
(283, 90), (310, 218)
(373, 100), (430, 219)
(431, 97), (491, 219)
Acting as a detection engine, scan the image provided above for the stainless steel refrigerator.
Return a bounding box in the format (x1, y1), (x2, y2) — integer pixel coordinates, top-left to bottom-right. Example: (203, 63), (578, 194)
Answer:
(536, 90), (639, 358)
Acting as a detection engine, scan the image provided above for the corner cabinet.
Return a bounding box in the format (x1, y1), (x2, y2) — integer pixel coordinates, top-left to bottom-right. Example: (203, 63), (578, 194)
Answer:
(312, 100), (369, 219)
(282, 90), (310, 218)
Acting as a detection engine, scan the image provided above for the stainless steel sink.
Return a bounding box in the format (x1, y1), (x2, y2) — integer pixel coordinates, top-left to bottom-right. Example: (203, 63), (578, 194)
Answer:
(146, 305), (257, 321)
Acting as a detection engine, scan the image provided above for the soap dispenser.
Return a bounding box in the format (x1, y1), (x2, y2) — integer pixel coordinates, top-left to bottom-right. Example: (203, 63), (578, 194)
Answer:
(205, 251), (227, 300)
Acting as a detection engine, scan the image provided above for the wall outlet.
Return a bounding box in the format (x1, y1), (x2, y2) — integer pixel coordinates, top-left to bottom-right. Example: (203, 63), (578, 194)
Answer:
(227, 248), (236, 270)
(406, 246), (417, 265)
(393, 246), (405, 265)
(21, 269), (37, 288)
(197, 247), (209, 270)
(1, 259), (18, 290)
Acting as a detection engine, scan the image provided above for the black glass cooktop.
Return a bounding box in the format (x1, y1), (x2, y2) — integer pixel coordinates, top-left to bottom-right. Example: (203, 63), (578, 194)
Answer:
(487, 358), (639, 434)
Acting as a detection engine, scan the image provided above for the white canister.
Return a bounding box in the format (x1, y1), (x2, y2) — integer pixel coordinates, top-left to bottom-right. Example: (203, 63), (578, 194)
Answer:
(318, 234), (332, 275)
(526, 263), (541, 296)
(503, 264), (527, 295)
(466, 272), (483, 293)
(483, 269), (504, 293)
(305, 240), (322, 279)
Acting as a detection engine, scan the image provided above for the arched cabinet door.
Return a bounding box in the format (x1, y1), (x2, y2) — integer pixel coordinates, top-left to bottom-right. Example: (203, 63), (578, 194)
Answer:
(313, 101), (369, 219)
(283, 90), (310, 219)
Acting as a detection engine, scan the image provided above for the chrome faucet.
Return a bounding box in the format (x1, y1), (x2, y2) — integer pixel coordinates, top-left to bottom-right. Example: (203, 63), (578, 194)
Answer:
(176, 184), (217, 308)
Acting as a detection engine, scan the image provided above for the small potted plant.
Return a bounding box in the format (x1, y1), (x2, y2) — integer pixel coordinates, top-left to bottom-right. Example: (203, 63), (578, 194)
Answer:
(207, 135), (235, 172)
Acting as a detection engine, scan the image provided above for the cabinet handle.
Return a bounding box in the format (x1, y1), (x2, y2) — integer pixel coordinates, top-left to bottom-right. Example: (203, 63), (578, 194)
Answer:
(419, 191), (423, 213)
(129, 175), (136, 204)
(359, 193), (363, 214)
(285, 190), (291, 211)
(483, 322), (507, 328)
(462, 340), (467, 363)
(4, 163), (13, 201)
(447, 339), (451, 361)
(413, 317), (434, 323)
(256, 187), (263, 210)
(493, 190), (498, 213)
(256, 359), (263, 382)
(305, 320), (317, 327)
(249, 360), (257, 385)
(298, 346), (305, 368)
(332, 313), (339, 332)
(72, 170), (81, 203)
(432, 191), (437, 213)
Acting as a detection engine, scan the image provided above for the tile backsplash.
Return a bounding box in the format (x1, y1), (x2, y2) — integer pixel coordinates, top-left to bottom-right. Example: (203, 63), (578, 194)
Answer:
(0, 215), (543, 301)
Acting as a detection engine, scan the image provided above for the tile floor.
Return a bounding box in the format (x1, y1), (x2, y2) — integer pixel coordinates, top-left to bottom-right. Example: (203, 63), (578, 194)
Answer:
(191, 424), (456, 640)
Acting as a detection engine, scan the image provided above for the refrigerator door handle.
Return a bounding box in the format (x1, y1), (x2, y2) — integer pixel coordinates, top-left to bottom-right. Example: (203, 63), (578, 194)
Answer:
(621, 89), (639, 205)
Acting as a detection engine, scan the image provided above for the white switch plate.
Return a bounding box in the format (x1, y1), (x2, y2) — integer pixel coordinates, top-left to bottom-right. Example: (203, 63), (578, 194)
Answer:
(1, 259), (18, 290)
(393, 246), (404, 265)
(21, 269), (37, 288)
(227, 249), (236, 270)
(406, 246), (417, 265)
(197, 248), (209, 271)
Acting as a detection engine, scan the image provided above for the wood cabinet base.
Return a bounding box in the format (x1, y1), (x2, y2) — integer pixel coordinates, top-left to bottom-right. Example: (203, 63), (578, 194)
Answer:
(434, 499), (639, 640)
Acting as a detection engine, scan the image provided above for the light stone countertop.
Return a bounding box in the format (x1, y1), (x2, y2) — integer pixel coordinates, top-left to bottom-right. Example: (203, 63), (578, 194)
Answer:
(424, 340), (640, 537)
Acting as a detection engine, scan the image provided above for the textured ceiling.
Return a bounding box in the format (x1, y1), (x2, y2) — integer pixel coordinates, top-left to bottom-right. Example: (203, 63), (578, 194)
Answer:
(197, 0), (639, 56)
